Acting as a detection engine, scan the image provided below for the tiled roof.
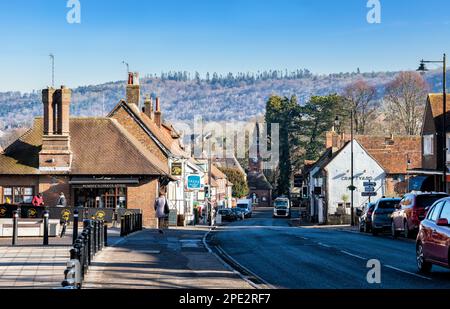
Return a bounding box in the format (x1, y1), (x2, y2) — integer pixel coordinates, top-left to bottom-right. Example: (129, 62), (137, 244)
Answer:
(0, 117), (169, 176)
(122, 103), (187, 157)
(355, 136), (422, 174)
(247, 171), (273, 190)
(428, 93), (450, 118)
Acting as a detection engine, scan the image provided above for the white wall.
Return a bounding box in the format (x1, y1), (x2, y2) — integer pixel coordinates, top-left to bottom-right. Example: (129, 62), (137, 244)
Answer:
(324, 140), (386, 216)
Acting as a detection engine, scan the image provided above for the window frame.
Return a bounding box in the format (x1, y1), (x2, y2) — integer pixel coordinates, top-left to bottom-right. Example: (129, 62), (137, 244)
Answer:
(2, 186), (35, 205)
(423, 134), (434, 156)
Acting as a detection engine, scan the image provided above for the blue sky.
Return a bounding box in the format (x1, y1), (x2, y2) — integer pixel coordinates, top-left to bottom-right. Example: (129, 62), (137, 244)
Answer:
(1, 0), (450, 92)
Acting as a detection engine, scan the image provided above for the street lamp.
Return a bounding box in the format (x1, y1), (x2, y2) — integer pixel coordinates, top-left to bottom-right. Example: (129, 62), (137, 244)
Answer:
(203, 132), (214, 226)
(417, 54), (447, 193)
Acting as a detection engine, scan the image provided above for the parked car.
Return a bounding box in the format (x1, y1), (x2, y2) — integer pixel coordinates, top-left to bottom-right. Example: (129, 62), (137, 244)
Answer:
(392, 192), (448, 239)
(416, 197), (450, 273)
(359, 203), (376, 233)
(218, 209), (237, 222)
(231, 208), (245, 220)
(273, 197), (291, 218)
(371, 198), (402, 236)
(236, 199), (253, 218)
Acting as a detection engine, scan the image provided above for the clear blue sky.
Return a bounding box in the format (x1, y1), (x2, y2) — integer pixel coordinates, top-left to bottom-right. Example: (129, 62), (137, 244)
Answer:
(1, 0), (450, 92)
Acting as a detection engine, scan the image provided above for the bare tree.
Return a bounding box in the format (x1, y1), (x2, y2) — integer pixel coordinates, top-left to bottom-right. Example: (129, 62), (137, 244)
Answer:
(384, 72), (429, 136)
(343, 80), (378, 134)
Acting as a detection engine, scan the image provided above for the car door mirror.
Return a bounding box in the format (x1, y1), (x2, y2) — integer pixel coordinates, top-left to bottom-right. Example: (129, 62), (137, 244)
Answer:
(436, 218), (449, 226)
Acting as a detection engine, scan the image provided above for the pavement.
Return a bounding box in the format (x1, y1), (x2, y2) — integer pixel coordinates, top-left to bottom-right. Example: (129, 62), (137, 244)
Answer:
(209, 207), (450, 289)
(0, 227), (121, 289)
(82, 227), (254, 289)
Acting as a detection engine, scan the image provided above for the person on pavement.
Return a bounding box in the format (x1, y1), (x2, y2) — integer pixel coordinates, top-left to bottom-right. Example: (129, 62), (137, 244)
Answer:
(32, 193), (45, 207)
(154, 192), (169, 234)
(56, 192), (67, 207)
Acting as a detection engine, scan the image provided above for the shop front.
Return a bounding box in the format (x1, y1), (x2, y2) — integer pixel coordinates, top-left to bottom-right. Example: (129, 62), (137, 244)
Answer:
(70, 177), (140, 209)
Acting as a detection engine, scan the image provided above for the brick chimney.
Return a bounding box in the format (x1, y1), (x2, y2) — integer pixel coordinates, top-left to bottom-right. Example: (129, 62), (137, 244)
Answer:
(144, 95), (153, 119)
(154, 97), (162, 127)
(126, 72), (140, 106)
(39, 86), (72, 172)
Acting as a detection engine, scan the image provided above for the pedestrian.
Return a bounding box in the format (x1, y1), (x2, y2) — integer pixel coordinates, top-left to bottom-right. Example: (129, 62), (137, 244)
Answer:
(32, 193), (45, 207)
(56, 192), (67, 207)
(154, 192), (170, 234)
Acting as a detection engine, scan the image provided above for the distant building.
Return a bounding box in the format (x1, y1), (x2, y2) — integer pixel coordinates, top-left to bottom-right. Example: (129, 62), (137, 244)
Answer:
(247, 123), (272, 207)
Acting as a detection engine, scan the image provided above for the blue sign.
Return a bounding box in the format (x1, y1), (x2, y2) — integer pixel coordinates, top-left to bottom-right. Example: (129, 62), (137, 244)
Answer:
(187, 175), (202, 190)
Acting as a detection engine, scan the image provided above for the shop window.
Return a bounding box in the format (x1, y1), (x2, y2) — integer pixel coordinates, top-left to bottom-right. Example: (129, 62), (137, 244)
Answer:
(2, 187), (34, 204)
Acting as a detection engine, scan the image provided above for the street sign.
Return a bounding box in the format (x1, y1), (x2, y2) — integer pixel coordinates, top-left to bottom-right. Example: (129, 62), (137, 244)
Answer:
(363, 182), (377, 187)
(361, 192), (377, 197)
(364, 186), (375, 192)
(186, 175), (202, 190)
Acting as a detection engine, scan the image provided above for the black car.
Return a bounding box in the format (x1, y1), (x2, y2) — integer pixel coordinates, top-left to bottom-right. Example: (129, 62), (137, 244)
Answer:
(218, 209), (237, 222)
(359, 203), (376, 233)
(231, 208), (245, 220)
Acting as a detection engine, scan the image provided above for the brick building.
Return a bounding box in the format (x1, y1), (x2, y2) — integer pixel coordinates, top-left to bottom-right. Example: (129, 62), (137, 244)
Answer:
(0, 85), (173, 227)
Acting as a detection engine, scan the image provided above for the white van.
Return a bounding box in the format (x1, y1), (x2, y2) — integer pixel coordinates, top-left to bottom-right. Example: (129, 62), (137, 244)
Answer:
(273, 198), (291, 218)
(236, 199), (253, 218)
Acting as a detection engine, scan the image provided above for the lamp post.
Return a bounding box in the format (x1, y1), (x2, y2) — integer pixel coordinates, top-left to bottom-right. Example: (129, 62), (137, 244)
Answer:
(203, 132), (213, 226)
(335, 113), (355, 226)
(417, 54), (447, 193)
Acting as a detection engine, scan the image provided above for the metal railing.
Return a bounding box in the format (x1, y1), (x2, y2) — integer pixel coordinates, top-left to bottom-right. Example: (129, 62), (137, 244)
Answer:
(61, 218), (107, 289)
(120, 213), (143, 237)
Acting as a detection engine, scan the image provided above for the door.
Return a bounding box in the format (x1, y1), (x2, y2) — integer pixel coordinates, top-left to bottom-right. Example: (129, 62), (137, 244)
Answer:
(425, 202), (444, 262)
(433, 201), (450, 263)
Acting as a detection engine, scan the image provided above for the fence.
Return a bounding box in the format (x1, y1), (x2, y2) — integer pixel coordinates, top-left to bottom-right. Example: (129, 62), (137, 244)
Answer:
(0, 204), (142, 223)
(61, 219), (107, 289)
(120, 213), (143, 237)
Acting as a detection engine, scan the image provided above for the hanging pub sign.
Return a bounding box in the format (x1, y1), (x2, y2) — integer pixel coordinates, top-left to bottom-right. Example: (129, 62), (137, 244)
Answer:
(171, 163), (183, 176)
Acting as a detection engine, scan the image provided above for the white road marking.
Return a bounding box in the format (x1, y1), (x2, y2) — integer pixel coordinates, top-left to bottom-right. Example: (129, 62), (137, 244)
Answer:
(384, 265), (432, 281)
(318, 243), (332, 248)
(341, 251), (367, 260)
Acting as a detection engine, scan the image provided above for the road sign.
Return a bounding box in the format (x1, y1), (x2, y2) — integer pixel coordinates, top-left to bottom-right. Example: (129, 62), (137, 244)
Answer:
(186, 175), (202, 190)
(364, 186), (375, 192)
(363, 182), (377, 187)
(361, 192), (377, 197)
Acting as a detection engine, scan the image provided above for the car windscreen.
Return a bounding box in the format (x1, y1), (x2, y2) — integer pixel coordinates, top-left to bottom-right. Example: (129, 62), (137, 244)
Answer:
(274, 200), (288, 208)
(237, 204), (248, 209)
(378, 200), (400, 209)
(416, 195), (448, 208)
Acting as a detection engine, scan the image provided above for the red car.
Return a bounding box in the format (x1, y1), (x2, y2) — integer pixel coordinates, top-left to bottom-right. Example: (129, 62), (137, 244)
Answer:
(392, 192), (448, 239)
(416, 197), (450, 273)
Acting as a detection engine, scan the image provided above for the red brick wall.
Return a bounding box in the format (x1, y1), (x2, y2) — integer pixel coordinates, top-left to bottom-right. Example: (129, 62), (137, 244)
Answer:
(38, 175), (71, 207)
(128, 178), (159, 228)
(111, 107), (168, 165)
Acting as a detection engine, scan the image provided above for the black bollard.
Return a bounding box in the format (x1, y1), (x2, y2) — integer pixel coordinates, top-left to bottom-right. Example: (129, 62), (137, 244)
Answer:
(96, 220), (101, 252)
(73, 209), (79, 245)
(120, 216), (125, 237)
(43, 211), (49, 246)
(12, 210), (19, 246)
(104, 222), (108, 247)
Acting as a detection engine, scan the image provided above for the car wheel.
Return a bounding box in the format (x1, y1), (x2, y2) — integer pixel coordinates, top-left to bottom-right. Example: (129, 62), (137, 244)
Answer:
(391, 222), (399, 239)
(416, 243), (432, 273)
(364, 223), (370, 233)
(404, 221), (410, 239)
(372, 228), (379, 236)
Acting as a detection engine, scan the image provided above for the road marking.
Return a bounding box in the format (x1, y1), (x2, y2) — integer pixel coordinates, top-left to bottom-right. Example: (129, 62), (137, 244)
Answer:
(318, 243), (332, 248)
(384, 265), (432, 281)
(341, 251), (367, 260)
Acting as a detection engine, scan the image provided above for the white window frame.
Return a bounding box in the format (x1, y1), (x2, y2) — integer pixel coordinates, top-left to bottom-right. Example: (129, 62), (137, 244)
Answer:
(423, 134), (434, 156)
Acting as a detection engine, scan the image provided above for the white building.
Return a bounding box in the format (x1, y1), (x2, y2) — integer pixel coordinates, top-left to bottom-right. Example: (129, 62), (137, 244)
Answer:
(308, 140), (386, 225)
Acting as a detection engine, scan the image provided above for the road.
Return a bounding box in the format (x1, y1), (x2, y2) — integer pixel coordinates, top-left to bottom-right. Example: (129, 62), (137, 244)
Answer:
(209, 207), (450, 289)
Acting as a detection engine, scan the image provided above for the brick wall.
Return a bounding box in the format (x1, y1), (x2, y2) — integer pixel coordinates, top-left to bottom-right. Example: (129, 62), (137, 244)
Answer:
(111, 107), (168, 165)
(38, 175), (71, 207)
(127, 177), (159, 228)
